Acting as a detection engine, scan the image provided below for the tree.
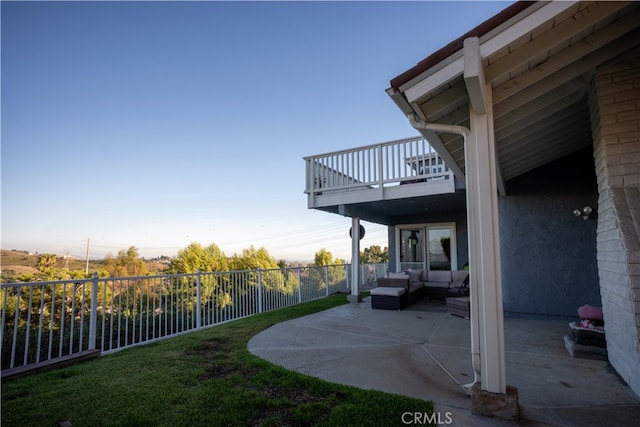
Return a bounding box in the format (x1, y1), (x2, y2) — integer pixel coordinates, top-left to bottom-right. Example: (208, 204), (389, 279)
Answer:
(314, 248), (334, 266)
(166, 243), (228, 274)
(440, 237), (451, 264)
(227, 247), (283, 298)
(229, 246), (279, 271)
(35, 254), (77, 281)
(312, 249), (345, 290)
(104, 246), (149, 277)
(37, 254), (58, 272)
(360, 245), (388, 263)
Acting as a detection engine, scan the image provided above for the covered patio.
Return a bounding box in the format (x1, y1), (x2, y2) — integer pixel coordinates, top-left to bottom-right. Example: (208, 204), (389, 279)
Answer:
(317, 1), (640, 415)
(249, 298), (640, 426)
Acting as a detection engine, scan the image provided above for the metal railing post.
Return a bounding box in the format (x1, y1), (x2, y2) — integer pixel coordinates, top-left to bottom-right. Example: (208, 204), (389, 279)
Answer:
(257, 268), (263, 313)
(196, 270), (202, 329)
(325, 265), (330, 296)
(89, 273), (98, 351)
(297, 267), (302, 303)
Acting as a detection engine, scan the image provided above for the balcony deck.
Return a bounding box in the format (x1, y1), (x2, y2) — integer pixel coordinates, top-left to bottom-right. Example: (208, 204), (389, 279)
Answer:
(304, 136), (457, 211)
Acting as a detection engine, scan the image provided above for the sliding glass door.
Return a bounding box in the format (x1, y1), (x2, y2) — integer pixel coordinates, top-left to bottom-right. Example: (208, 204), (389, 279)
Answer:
(427, 227), (452, 270)
(398, 223), (456, 272)
(399, 229), (424, 271)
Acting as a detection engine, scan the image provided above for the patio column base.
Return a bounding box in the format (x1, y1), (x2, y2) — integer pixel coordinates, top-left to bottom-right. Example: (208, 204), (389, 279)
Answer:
(470, 383), (520, 422)
(347, 294), (362, 303)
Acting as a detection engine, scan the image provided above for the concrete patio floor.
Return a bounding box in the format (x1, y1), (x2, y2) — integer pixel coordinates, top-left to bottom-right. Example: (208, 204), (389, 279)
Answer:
(248, 297), (640, 426)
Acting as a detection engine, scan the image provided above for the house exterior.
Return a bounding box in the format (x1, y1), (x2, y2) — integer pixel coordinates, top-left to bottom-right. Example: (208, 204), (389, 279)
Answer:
(304, 0), (640, 407)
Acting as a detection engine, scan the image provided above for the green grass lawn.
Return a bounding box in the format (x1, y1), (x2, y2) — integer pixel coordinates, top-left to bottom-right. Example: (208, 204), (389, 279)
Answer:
(1, 294), (433, 426)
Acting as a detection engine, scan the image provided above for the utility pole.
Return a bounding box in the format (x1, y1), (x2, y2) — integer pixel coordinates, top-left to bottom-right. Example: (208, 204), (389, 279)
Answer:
(85, 238), (90, 275)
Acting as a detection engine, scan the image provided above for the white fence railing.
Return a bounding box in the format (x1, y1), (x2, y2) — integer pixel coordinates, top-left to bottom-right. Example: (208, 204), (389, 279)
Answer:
(1, 263), (387, 377)
(304, 136), (453, 196)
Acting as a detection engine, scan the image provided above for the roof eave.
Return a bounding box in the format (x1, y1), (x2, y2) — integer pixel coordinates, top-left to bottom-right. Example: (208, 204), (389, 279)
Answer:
(389, 1), (536, 91)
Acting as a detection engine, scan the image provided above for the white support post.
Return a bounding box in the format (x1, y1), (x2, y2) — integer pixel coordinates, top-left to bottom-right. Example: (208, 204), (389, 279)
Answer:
(469, 100), (506, 394)
(349, 217), (362, 303)
(407, 37), (509, 399)
(464, 37), (506, 395)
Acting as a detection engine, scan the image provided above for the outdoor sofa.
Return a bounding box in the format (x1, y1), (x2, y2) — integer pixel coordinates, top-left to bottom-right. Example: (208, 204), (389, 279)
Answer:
(375, 272), (425, 305)
(374, 270), (469, 302)
(418, 270), (469, 299)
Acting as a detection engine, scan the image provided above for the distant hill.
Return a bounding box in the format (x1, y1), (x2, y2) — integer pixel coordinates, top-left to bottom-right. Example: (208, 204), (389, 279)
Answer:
(0, 249), (166, 277)
(1, 249), (102, 272)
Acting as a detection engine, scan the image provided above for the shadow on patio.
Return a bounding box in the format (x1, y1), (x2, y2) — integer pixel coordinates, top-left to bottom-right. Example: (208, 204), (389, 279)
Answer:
(248, 297), (640, 426)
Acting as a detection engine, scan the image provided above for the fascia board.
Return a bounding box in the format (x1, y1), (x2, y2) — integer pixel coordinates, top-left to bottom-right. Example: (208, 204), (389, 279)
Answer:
(480, 0), (579, 58)
(405, 56), (464, 104)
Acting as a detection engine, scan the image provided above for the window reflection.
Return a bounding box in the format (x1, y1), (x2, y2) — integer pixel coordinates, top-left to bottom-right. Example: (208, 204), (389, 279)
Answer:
(398, 225), (454, 272)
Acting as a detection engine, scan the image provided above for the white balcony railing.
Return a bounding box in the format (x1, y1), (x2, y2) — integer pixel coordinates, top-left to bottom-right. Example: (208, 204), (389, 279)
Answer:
(304, 136), (455, 207)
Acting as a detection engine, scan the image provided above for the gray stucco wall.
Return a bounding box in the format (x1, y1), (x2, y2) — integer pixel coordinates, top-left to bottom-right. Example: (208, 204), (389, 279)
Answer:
(499, 148), (600, 319)
(384, 148), (599, 320)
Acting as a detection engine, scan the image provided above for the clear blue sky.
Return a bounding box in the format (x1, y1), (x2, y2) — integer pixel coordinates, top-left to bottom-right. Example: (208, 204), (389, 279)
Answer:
(2, 1), (509, 262)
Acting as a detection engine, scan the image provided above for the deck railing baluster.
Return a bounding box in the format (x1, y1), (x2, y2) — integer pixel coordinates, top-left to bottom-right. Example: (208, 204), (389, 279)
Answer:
(304, 136), (454, 205)
(1, 263), (385, 376)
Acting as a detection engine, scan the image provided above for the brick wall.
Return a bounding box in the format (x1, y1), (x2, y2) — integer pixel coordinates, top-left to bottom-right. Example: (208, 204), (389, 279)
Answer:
(589, 48), (640, 397)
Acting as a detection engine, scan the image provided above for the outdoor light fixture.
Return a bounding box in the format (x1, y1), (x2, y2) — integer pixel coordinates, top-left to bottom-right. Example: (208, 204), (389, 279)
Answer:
(408, 231), (419, 245)
(573, 206), (593, 220)
(349, 225), (365, 240)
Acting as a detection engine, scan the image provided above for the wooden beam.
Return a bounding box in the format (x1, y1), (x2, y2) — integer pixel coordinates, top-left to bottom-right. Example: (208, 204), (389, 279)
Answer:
(485, 1), (629, 83)
(496, 93), (586, 143)
(419, 81), (468, 119)
(500, 114), (590, 164)
(463, 37), (505, 195)
(501, 136), (590, 180)
(494, 77), (586, 127)
(494, 27), (640, 121)
(493, 9), (640, 105)
(464, 37), (487, 114)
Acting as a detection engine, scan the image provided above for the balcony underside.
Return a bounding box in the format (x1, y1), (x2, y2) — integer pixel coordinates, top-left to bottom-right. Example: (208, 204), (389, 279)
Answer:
(309, 177), (455, 208)
(311, 184), (467, 226)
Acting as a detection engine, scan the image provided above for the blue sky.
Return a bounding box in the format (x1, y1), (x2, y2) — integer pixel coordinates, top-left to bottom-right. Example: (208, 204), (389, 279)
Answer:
(2, 1), (508, 262)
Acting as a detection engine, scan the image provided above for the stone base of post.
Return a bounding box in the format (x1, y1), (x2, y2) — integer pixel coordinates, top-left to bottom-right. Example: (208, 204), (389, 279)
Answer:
(470, 383), (520, 422)
(347, 294), (362, 303)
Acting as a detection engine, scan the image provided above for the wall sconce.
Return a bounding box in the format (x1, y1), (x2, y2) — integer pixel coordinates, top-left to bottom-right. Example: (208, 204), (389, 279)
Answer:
(573, 206), (593, 220)
(408, 231), (419, 246)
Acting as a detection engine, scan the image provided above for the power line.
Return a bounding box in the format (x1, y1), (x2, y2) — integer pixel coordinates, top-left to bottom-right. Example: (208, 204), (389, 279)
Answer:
(60, 221), (389, 260)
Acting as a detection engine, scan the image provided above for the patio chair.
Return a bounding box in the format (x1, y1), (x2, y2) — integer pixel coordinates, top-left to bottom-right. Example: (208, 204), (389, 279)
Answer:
(448, 272), (469, 297)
